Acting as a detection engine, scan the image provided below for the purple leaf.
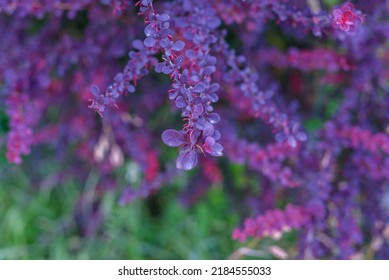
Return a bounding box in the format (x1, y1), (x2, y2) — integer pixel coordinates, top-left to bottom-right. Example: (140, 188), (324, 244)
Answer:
(208, 143), (223, 157)
(144, 23), (154, 37)
(169, 90), (179, 100)
(144, 37), (156, 48)
(157, 14), (170, 21)
(172, 41), (185, 51)
(159, 28), (170, 39)
(190, 129), (199, 145)
(176, 150), (198, 170)
(208, 17), (221, 28)
(114, 73), (124, 83)
(192, 104), (204, 117)
(196, 118), (207, 130)
(203, 66), (216, 76)
(155, 62), (166, 73)
(185, 49), (196, 59)
(287, 136), (297, 148)
(193, 83), (206, 93)
(208, 93), (219, 102)
(132, 39), (144, 50)
(159, 38), (169, 48)
(296, 132), (308, 141)
(162, 66), (173, 74)
(141, 0), (152, 5)
(90, 84), (100, 97)
(213, 130), (221, 141)
(209, 83), (220, 92)
(162, 129), (185, 147)
(127, 85), (135, 93)
(203, 121), (214, 137)
(275, 132), (286, 142)
(208, 113), (220, 124)
(175, 96), (186, 108)
(175, 55), (184, 66)
(205, 136), (215, 147)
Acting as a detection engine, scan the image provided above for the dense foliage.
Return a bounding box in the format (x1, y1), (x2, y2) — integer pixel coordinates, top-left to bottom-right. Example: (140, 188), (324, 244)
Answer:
(1, 0), (389, 259)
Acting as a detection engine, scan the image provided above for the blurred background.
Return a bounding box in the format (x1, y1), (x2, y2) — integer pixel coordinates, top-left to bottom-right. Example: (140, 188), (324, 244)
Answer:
(1, 0), (388, 260)
(0, 162), (257, 259)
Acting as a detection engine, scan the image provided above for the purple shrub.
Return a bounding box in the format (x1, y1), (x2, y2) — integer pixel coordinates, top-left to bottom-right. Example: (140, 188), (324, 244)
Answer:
(1, 0), (389, 259)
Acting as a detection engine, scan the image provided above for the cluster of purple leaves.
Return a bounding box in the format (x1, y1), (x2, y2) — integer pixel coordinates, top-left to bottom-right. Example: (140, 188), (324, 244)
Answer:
(0, 0), (129, 17)
(232, 204), (310, 241)
(1, 0), (389, 259)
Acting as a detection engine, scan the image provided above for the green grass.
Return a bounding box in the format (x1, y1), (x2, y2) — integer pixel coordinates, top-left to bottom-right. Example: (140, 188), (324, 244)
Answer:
(0, 164), (242, 259)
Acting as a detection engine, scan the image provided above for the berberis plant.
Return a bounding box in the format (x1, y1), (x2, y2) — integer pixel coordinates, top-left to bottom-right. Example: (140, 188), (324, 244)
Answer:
(1, 0), (389, 259)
